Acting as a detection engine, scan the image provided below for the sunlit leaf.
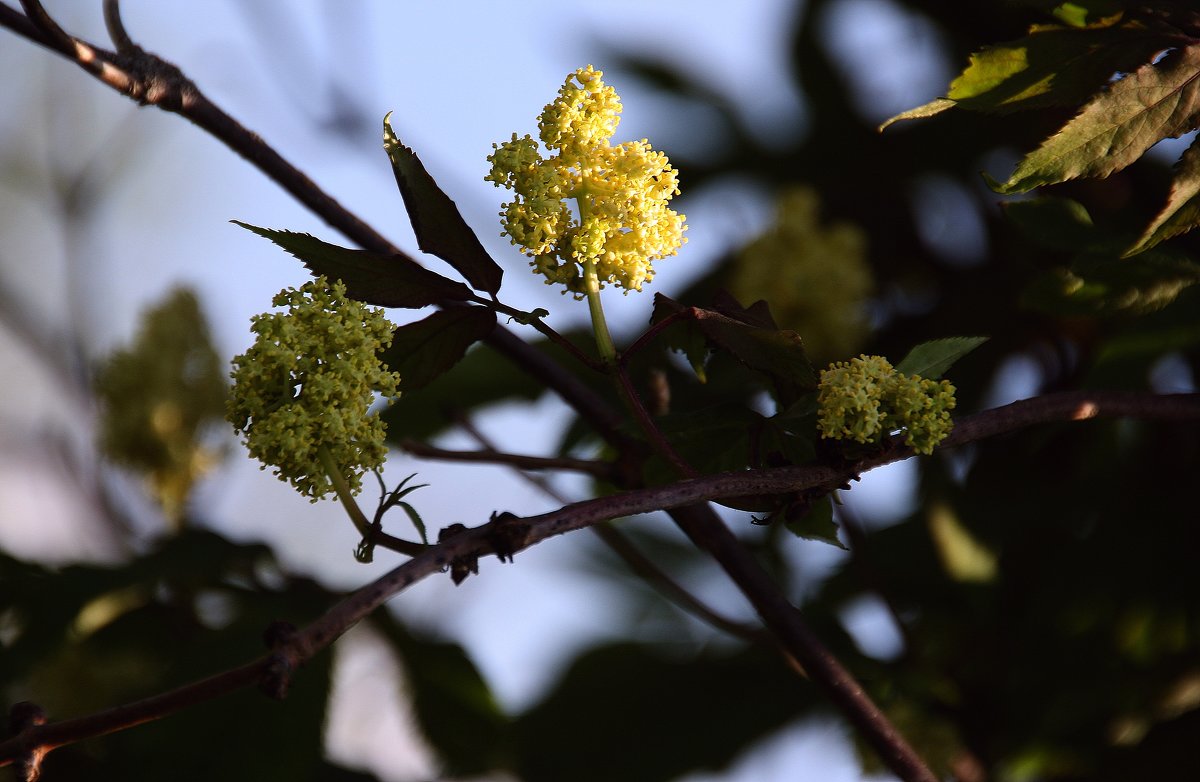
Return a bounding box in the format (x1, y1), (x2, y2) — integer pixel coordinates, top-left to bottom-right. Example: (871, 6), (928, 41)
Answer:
(1127, 136), (1200, 255)
(878, 98), (956, 132)
(992, 43), (1200, 194)
(383, 114), (504, 294)
(946, 23), (1171, 114)
(232, 222), (471, 308)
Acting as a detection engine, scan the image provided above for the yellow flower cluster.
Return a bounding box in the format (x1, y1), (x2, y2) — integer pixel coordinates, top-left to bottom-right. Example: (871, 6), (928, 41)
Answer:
(227, 277), (401, 500)
(817, 355), (955, 455)
(486, 65), (686, 294)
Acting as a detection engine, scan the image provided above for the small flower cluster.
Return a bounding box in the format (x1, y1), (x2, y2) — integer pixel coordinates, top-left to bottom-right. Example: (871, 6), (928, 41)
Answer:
(485, 65), (686, 294)
(817, 355), (955, 455)
(227, 277), (401, 500)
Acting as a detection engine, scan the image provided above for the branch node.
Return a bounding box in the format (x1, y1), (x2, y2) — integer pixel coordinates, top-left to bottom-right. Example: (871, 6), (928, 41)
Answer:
(7, 701), (48, 782)
(437, 523), (478, 584)
(486, 510), (528, 563)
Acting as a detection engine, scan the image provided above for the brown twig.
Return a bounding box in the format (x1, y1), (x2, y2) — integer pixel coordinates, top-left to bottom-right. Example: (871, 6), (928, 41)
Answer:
(4, 388), (1194, 771)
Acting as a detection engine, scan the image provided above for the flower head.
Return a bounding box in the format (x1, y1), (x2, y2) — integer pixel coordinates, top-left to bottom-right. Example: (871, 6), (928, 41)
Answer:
(817, 355), (955, 455)
(227, 277), (401, 500)
(486, 65), (686, 294)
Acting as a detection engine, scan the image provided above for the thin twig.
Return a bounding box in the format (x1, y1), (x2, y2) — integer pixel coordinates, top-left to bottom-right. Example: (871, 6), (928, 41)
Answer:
(400, 439), (615, 478)
(101, 0), (134, 53)
(471, 293), (604, 372)
(614, 363), (697, 477)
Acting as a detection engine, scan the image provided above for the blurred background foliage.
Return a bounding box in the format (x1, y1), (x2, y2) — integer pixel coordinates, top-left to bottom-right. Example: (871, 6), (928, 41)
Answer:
(3, 1), (1200, 781)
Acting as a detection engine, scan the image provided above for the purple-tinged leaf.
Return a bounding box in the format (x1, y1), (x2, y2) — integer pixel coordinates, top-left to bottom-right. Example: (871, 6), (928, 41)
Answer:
(383, 114), (503, 295)
(232, 222), (471, 308)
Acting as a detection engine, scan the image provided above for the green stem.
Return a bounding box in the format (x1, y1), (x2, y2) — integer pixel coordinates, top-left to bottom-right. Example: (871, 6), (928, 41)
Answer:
(575, 189), (617, 366)
(583, 261), (617, 365)
(316, 444), (373, 540)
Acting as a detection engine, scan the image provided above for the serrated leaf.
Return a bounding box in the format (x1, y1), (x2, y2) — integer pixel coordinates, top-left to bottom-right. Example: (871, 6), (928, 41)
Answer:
(878, 98), (956, 132)
(992, 43), (1200, 194)
(946, 23), (1172, 114)
(652, 294), (815, 400)
(895, 337), (989, 379)
(380, 307), (496, 392)
(1127, 135), (1200, 255)
(383, 114), (503, 294)
(1002, 196), (1097, 251)
(232, 222), (471, 308)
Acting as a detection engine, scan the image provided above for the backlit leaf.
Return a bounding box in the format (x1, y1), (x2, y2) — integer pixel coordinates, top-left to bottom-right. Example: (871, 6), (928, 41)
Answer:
(1127, 136), (1200, 255)
(878, 98), (956, 132)
(383, 114), (504, 294)
(992, 43), (1200, 194)
(232, 222), (471, 308)
(947, 24), (1172, 114)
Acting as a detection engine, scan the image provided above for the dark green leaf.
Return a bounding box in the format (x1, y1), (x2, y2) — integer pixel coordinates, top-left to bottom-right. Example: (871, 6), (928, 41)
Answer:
(783, 496), (842, 546)
(372, 614), (508, 776)
(992, 43), (1200, 194)
(381, 336), (565, 442)
(232, 221), (471, 308)
(895, 337), (989, 379)
(380, 307), (497, 392)
(383, 114), (503, 294)
(1003, 196), (1098, 252)
(1022, 250), (1200, 316)
(513, 642), (812, 782)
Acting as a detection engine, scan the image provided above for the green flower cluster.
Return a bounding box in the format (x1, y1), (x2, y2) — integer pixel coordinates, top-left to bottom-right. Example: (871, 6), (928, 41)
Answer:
(731, 187), (872, 364)
(95, 287), (227, 525)
(817, 355), (955, 455)
(227, 277), (401, 501)
(485, 65), (686, 295)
